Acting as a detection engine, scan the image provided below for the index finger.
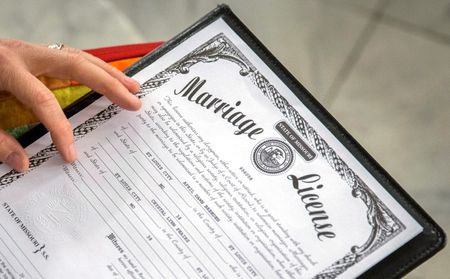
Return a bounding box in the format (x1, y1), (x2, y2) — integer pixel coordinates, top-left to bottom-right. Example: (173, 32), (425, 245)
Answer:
(34, 47), (141, 111)
(2, 66), (76, 162)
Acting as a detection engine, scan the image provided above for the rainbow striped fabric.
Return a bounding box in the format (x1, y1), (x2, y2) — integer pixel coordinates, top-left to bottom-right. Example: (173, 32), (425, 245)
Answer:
(0, 42), (163, 138)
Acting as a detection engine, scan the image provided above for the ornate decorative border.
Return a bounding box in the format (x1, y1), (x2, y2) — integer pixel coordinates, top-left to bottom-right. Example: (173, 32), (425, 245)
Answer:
(0, 104), (121, 187)
(0, 33), (405, 278)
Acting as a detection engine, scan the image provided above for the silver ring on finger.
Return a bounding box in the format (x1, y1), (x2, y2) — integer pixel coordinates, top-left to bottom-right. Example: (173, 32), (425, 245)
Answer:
(47, 43), (64, 50)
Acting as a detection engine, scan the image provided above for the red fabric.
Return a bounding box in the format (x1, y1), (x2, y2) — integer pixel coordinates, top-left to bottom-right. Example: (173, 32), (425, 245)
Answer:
(84, 42), (164, 62)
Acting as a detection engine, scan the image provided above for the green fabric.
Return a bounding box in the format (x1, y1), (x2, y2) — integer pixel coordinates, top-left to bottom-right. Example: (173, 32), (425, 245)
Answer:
(7, 124), (37, 138)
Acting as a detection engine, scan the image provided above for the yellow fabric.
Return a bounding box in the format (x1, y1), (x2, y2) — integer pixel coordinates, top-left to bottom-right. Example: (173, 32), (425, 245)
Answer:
(0, 57), (140, 130)
(0, 85), (91, 130)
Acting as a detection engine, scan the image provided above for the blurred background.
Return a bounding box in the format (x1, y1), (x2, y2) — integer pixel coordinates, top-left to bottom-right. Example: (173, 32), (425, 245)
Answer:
(1, 0), (449, 277)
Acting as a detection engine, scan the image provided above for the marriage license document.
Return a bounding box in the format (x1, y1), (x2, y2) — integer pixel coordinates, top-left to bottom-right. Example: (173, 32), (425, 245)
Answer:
(0, 16), (423, 279)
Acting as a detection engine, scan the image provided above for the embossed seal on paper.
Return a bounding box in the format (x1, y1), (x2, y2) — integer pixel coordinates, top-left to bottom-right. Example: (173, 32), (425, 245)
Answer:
(252, 138), (294, 175)
(24, 184), (88, 243)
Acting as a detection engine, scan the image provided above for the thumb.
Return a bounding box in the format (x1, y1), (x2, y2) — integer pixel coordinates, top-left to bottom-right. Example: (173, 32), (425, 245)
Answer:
(0, 129), (29, 172)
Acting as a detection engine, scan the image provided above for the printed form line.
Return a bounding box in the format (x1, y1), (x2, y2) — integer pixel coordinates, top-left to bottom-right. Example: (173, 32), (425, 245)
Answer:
(0, 223), (42, 279)
(95, 151), (191, 279)
(95, 143), (204, 279)
(121, 127), (247, 278)
(0, 246), (18, 275)
(71, 169), (155, 279)
(127, 122), (263, 278)
(101, 174), (185, 279)
(102, 138), (220, 279)
(111, 263), (126, 279)
(77, 160), (164, 278)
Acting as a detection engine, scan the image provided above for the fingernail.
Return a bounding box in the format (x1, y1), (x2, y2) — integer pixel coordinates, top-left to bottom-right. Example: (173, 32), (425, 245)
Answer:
(66, 143), (77, 162)
(6, 152), (24, 172)
(125, 77), (140, 93)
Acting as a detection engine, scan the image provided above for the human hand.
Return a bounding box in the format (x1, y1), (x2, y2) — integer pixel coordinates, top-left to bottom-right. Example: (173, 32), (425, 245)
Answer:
(0, 39), (141, 172)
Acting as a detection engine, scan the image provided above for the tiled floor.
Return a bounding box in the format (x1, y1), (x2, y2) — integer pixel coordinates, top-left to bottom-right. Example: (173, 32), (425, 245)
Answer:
(1, 0), (449, 277)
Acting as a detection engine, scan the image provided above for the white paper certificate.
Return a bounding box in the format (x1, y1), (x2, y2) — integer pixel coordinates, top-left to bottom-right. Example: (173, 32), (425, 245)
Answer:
(0, 18), (422, 279)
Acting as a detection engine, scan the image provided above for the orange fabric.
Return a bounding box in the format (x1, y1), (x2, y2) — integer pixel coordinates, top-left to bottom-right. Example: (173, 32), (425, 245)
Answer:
(109, 57), (141, 71)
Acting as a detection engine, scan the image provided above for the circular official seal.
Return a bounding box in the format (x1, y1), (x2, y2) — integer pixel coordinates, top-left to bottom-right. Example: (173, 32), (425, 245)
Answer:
(252, 138), (294, 175)
(24, 183), (88, 243)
